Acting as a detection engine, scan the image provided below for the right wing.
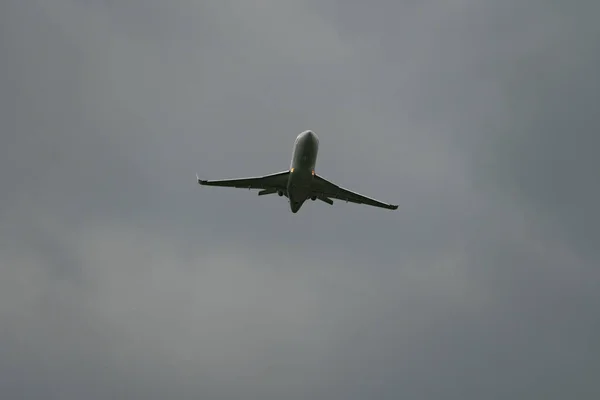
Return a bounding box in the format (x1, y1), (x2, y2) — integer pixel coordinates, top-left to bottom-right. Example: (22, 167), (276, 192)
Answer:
(311, 173), (398, 210)
(197, 170), (290, 191)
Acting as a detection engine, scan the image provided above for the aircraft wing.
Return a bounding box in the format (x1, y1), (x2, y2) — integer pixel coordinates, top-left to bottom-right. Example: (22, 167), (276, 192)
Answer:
(311, 174), (398, 210)
(197, 170), (290, 190)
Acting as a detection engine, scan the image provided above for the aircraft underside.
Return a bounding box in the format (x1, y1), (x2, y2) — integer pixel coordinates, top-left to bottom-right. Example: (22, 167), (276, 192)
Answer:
(197, 130), (398, 213)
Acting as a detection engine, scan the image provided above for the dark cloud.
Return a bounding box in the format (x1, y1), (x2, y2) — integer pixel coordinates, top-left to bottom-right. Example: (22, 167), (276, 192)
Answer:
(1, 0), (599, 399)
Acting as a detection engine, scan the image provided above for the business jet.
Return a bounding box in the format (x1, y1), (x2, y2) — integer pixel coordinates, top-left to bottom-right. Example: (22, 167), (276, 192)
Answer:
(197, 130), (398, 213)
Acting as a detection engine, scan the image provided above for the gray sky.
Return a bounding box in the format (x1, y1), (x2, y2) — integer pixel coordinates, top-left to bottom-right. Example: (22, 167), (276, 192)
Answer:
(1, 0), (599, 399)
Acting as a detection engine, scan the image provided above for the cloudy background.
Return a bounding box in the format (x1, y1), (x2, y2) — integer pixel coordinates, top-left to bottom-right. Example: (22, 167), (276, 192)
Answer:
(1, 0), (599, 398)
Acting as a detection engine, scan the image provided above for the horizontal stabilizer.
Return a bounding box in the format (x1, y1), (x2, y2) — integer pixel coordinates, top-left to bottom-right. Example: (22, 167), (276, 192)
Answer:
(317, 196), (334, 205)
(258, 188), (278, 196)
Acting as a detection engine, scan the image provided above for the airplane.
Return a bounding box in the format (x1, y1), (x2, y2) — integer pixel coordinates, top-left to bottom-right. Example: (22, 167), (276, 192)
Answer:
(197, 130), (398, 213)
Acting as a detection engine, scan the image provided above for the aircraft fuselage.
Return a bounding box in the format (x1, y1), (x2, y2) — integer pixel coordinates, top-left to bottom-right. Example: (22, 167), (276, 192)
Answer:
(287, 130), (319, 213)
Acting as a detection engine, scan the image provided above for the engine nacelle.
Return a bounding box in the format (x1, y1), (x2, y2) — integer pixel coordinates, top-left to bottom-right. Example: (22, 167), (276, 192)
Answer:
(278, 191), (284, 196)
(311, 196), (317, 201)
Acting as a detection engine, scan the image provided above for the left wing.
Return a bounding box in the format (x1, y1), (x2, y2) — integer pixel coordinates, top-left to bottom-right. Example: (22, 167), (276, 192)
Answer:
(197, 170), (290, 191)
(311, 173), (398, 210)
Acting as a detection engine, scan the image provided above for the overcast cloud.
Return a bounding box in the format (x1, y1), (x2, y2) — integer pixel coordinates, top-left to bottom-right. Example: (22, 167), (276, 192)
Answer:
(1, 1), (599, 399)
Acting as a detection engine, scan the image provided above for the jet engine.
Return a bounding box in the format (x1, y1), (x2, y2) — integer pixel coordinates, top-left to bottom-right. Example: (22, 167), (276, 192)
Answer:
(278, 191), (284, 196)
(311, 196), (317, 201)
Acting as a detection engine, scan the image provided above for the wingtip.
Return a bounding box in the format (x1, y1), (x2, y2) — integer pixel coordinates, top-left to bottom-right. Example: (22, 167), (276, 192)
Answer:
(196, 174), (205, 185)
(390, 204), (399, 210)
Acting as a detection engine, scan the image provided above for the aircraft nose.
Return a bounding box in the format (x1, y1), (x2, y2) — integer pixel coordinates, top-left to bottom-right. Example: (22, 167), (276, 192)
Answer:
(304, 130), (317, 143)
